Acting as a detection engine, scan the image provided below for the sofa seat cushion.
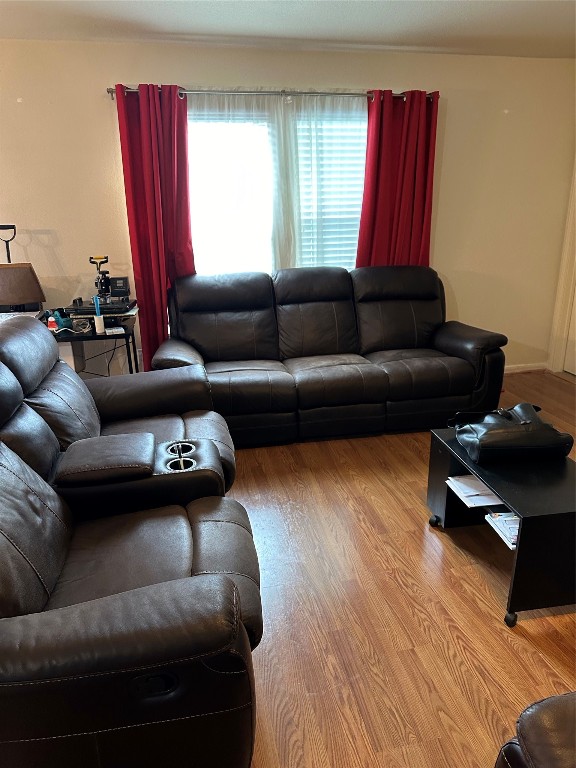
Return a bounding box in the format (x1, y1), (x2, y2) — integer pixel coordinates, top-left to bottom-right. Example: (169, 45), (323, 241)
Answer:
(205, 360), (297, 416)
(46, 506), (193, 611)
(100, 410), (236, 490)
(46, 497), (262, 648)
(365, 348), (475, 400)
(283, 354), (388, 408)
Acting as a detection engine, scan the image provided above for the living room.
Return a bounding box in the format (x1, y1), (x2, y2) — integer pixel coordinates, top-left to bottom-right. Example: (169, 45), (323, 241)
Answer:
(0, 1), (575, 766)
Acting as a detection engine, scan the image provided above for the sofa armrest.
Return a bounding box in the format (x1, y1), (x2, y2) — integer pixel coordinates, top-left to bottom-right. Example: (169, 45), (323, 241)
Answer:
(516, 692), (576, 768)
(494, 740), (526, 768)
(0, 576), (240, 682)
(0, 574), (252, 744)
(433, 320), (508, 375)
(54, 433), (156, 486)
(494, 693), (576, 768)
(0, 575), (251, 742)
(152, 338), (205, 369)
(85, 365), (212, 422)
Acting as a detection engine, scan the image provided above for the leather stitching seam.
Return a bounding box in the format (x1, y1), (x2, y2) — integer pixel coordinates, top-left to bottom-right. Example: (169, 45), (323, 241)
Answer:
(0, 703), (253, 743)
(0, 527), (51, 597)
(0, 461), (68, 528)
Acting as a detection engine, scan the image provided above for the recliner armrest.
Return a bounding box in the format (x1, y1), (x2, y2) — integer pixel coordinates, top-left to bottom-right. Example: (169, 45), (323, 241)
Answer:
(152, 338), (205, 369)
(54, 432), (155, 486)
(433, 320), (508, 375)
(494, 739), (526, 768)
(0, 575), (241, 684)
(85, 365), (213, 421)
(494, 693), (576, 768)
(516, 692), (576, 768)
(0, 575), (252, 745)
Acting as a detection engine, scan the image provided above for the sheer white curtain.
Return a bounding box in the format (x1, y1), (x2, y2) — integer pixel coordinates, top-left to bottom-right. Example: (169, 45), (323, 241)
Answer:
(188, 92), (367, 274)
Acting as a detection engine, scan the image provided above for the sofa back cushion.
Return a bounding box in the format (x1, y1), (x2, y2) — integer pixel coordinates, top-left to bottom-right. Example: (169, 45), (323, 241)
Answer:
(0, 362), (62, 481)
(24, 362), (102, 449)
(273, 267), (359, 359)
(0, 404), (61, 481)
(350, 266), (446, 354)
(0, 360), (24, 429)
(0, 316), (101, 449)
(0, 443), (72, 618)
(0, 315), (59, 395)
(169, 272), (280, 362)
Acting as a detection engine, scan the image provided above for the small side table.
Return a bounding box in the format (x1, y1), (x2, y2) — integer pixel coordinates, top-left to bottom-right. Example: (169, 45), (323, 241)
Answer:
(53, 310), (139, 374)
(427, 428), (576, 626)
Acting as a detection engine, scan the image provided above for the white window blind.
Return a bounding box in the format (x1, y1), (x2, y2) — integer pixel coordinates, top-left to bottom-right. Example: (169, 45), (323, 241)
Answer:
(296, 116), (368, 269)
(188, 93), (367, 274)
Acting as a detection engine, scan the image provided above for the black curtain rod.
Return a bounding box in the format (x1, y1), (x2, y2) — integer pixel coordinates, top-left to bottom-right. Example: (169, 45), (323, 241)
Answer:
(107, 86), (433, 101)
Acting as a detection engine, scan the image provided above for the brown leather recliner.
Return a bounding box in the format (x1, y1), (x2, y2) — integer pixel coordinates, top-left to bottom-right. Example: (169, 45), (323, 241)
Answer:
(0, 314), (236, 493)
(0, 441), (262, 768)
(494, 692), (576, 768)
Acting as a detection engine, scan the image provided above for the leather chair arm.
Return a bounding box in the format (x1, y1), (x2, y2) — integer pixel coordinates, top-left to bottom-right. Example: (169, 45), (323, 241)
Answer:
(0, 576), (254, 746)
(152, 338), (205, 369)
(0, 575), (240, 683)
(433, 320), (508, 375)
(494, 740), (527, 768)
(494, 693), (576, 768)
(85, 365), (212, 421)
(516, 692), (576, 768)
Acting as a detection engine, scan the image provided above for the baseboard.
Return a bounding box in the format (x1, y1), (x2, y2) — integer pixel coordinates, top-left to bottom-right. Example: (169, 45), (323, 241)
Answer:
(504, 364), (548, 374)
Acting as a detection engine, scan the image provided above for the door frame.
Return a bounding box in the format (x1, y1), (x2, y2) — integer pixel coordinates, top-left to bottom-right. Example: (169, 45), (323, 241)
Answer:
(549, 160), (575, 373)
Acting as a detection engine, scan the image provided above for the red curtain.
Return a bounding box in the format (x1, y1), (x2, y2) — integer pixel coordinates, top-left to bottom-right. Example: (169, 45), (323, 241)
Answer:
(356, 90), (440, 268)
(115, 84), (194, 370)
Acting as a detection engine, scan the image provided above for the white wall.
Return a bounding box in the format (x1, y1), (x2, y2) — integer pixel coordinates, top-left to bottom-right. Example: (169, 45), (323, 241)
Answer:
(1, 39), (574, 368)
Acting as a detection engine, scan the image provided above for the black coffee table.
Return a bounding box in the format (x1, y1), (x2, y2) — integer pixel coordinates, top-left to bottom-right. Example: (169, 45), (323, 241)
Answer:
(427, 428), (576, 626)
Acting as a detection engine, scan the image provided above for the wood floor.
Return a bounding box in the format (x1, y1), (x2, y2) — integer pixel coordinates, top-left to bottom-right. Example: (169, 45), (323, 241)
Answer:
(228, 371), (576, 768)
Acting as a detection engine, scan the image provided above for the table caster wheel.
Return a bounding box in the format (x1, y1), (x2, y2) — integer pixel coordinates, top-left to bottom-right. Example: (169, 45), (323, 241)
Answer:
(504, 612), (517, 628)
(429, 515), (441, 527)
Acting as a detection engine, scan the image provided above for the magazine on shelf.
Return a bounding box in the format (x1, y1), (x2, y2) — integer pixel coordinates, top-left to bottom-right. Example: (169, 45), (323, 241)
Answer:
(446, 475), (502, 507)
(484, 509), (519, 550)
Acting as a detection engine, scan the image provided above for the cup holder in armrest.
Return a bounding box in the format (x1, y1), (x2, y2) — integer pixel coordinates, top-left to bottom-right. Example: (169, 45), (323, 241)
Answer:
(165, 441), (197, 472)
(153, 439), (224, 489)
(57, 438), (226, 520)
(166, 456), (197, 472)
(166, 442), (196, 456)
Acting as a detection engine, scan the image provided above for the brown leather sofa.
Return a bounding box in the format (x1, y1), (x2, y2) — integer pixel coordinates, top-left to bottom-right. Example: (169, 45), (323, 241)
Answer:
(0, 441), (262, 768)
(0, 314), (236, 494)
(494, 692), (576, 768)
(152, 266), (508, 446)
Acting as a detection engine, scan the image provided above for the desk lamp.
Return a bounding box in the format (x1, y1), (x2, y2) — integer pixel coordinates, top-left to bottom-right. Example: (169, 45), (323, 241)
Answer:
(0, 263), (46, 313)
(0, 225), (46, 313)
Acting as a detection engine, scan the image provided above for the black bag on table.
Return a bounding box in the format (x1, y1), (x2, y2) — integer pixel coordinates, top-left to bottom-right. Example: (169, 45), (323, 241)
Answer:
(448, 403), (574, 464)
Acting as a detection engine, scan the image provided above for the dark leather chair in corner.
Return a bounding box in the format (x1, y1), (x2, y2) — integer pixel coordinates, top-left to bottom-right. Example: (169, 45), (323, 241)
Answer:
(0, 314), (236, 492)
(0, 442), (262, 768)
(494, 692), (576, 768)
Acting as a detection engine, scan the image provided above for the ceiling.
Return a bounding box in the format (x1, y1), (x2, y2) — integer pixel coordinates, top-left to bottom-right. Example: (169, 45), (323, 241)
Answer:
(1, 0), (575, 58)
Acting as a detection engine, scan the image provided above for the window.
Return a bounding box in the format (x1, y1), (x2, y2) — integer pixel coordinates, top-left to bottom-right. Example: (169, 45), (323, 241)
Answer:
(188, 93), (367, 274)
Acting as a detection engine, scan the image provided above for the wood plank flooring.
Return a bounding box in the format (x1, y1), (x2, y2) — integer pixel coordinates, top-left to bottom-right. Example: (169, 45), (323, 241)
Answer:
(229, 371), (576, 768)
